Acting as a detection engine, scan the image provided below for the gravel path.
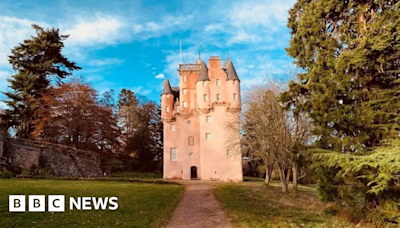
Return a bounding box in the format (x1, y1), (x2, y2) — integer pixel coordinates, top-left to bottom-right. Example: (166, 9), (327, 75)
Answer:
(166, 181), (232, 228)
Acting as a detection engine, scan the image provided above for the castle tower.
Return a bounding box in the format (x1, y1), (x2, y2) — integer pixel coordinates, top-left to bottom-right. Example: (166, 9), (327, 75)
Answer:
(162, 55), (242, 182)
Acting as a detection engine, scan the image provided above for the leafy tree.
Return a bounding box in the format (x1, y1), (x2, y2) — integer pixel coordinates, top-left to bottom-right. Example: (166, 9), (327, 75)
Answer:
(282, 0), (400, 223)
(33, 80), (120, 154)
(117, 89), (162, 172)
(2, 24), (80, 138)
(282, 0), (400, 152)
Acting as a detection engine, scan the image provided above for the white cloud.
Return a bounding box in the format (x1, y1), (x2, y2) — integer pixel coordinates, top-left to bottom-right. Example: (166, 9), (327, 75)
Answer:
(88, 58), (123, 66)
(132, 86), (151, 96)
(132, 15), (193, 39)
(63, 14), (127, 47)
(155, 73), (165, 79)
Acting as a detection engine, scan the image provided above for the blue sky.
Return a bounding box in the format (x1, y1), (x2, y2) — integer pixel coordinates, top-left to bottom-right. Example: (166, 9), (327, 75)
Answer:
(0, 0), (296, 104)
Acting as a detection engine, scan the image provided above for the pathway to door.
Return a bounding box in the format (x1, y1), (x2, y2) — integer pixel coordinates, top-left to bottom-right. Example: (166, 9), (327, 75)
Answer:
(166, 181), (232, 228)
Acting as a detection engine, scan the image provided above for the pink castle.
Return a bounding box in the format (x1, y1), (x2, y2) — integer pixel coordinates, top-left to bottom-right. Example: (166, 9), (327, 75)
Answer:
(161, 55), (243, 181)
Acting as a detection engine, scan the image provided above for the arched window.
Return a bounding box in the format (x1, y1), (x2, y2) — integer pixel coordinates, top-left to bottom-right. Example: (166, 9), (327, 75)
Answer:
(188, 136), (194, 146)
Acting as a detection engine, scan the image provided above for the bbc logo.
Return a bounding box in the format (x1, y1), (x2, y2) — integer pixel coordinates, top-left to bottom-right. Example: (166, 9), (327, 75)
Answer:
(9, 195), (65, 212)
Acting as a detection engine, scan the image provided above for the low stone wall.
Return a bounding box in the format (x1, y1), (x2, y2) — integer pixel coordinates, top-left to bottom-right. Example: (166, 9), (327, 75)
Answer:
(2, 138), (103, 177)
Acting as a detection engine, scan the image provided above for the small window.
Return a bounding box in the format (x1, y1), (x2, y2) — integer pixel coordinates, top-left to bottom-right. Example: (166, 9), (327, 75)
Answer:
(170, 124), (175, 131)
(233, 80), (237, 85)
(227, 149), (233, 156)
(206, 133), (211, 140)
(189, 153), (194, 158)
(183, 75), (186, 82)
(183, 89), (187, 95)
(216, 94), (221, 101)
(203, 81), (206, 86)
(204, 94), (208, 101)
(166, 106), (170, 112)
(206, 116), (212, 122)
(187, 121), (191, 126)
(233, 93), (238, 101)
(216, 79), (221, 86)
(170, 148), (177, 161)
(176, 105), (180, 112)
(167, 94), (170, 98)
(188, 136), (194, 146)
(183, 101), (187, 108)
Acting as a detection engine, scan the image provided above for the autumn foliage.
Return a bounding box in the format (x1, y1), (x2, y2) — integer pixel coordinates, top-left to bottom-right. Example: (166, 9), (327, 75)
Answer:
(33, 80), (120, 154)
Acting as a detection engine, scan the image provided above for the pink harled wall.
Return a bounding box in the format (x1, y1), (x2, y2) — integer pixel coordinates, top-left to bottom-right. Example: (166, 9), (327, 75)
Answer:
(162, 56), (242, 182)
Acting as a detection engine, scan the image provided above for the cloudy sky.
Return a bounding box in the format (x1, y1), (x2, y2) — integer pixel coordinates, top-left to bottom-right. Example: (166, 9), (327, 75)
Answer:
(0, 0), (296, 103)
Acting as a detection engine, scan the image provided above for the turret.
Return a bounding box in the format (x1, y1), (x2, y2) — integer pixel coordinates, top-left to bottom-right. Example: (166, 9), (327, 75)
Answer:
(223, 57), (241, 110)
(196, 61), (211, 110)
(161, 79), (174, 119)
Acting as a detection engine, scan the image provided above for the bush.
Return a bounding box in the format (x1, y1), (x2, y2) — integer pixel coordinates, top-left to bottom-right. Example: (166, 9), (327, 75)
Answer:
(312, 140), (400, 225)
(0, 170), (14, 178)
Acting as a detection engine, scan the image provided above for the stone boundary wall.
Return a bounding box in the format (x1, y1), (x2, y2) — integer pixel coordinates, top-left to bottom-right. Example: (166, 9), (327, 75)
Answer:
(1, 138), (103, 177)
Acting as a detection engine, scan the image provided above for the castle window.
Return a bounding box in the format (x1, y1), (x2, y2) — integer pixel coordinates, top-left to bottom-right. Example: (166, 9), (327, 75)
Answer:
(233, 93), (238, 101)
(187, 121), (191, 126)
(206, 116), (212, 122)
(216, 79), (221, 86)
(227, 149), (233, 156)
(166, 106), (170, 112)
(188, 136), (194, 146)
(204, 94), (208, 101)
(183, 75), (186, 81)
(189, 153), (194, 158)
(170, 148), (177, 161)
(206, 133), (211, 140)
(183, 89), (187, 95)
(183, 101), (187, 108)
(176, 105), (180, 112)
(170, 124), (175, 131)
(203, 81), (206, 86)
(233, 80), (237, 85)
(217, 94), (221, 101)
(167, 94), (170, 98)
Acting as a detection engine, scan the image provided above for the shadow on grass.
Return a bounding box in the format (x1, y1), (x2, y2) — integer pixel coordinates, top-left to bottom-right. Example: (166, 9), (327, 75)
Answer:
(214, 182), (354, 228)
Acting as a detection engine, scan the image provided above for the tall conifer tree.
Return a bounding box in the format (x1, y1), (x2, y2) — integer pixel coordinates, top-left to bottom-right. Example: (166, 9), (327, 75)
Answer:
(2, 24), (81, 138)
(282, 0), (400, 152)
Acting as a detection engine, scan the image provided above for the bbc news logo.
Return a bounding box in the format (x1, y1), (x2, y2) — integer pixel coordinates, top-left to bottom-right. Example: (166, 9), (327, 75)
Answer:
(9, 195), (118, 212)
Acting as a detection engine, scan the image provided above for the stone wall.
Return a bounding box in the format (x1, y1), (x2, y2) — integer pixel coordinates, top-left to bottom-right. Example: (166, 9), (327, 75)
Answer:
(1, 138), (103, 177)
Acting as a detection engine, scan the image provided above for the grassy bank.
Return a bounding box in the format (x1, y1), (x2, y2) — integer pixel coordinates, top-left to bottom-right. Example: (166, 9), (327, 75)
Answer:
(0, 179), (184, 228)
(214, 182), (354, 228)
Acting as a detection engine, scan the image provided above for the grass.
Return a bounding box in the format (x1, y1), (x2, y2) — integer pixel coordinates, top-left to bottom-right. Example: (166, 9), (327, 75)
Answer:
(0, 179), (184, 228)
(110, 172), (163, 179)
(214, 182), (355, 228)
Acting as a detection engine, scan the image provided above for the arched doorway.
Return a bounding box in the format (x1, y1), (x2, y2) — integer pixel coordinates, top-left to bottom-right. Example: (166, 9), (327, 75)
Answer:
(190, 166), (197, 179)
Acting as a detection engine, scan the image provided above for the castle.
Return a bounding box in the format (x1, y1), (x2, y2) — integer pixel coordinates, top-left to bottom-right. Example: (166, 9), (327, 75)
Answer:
(161, 55), (242, 181)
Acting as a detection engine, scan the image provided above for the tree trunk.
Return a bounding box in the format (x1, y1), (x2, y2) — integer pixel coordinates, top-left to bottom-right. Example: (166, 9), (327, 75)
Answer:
(265, 167), (271, 184)
(293, 164), (298, 191)
(277, 162), (289, 193)
(265, 160), (274, 185)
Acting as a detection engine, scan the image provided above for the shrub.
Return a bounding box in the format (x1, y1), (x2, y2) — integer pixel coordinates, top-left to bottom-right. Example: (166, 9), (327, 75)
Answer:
(0, 170), (14, 178)
(312, 140), (400, 225)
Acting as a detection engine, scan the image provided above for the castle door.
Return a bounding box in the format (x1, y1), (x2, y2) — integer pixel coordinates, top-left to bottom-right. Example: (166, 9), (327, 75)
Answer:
(190, 166), (197, 179)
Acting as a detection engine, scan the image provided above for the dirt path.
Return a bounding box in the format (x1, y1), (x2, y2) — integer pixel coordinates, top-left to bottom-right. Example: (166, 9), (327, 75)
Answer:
(166, 181), (232, 228)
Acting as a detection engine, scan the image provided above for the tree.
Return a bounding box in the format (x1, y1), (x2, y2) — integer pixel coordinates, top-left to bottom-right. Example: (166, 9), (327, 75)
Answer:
(2, 24), (80, 138)
(283, 0), (400, 222)
(283, 0), (400, 152)
(117, 89), (162, 172)
(33, 80), (120, 154)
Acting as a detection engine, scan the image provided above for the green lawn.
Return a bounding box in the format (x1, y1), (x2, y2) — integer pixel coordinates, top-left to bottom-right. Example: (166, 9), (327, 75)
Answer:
(214, 182), (354, 228)
(0, 179), (184, 228)
(110, 172), (162, 179)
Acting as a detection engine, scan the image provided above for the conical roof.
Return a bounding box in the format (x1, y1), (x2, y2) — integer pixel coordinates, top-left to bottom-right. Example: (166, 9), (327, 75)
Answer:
(224, 58), (239, 81)
(196, 61), (210, 82)
(223, 56), (231, 69)
(161, 79), (173, 95)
